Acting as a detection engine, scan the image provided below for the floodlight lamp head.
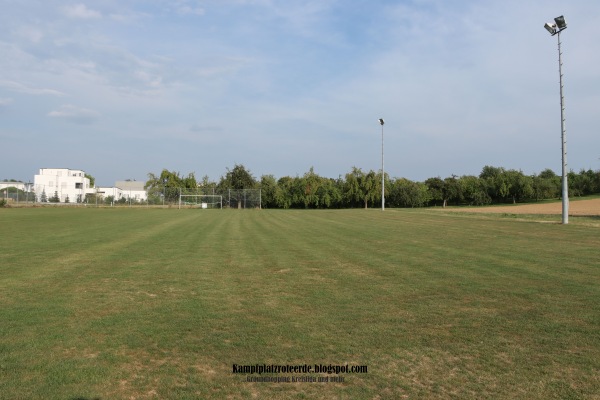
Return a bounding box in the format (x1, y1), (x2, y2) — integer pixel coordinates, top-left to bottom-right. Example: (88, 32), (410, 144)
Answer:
(544, 22), (556, 35)
(554, 15), (567, 30)
(379, 118), (384, 125)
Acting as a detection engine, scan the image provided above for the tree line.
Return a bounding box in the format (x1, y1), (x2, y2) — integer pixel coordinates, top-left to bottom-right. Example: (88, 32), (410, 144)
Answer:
(144, 164), (600, 209)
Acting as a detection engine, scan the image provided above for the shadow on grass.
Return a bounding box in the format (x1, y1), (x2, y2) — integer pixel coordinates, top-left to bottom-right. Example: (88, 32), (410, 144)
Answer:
(71, 397), (101, 400)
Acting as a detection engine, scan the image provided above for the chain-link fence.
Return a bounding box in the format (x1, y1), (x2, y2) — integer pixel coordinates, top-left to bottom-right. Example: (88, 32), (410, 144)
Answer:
(224, 189), (261, 209)
(178, 188), (261, 209)
(2, 185), (261, 208)
(0, 187), (36, 204)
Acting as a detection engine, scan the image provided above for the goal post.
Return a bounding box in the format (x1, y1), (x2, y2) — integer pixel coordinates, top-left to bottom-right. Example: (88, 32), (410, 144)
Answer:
(178, 194), (223, 209)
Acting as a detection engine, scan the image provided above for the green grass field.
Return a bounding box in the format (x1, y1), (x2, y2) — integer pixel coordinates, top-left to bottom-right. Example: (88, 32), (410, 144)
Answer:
(1, 208), (598, 399)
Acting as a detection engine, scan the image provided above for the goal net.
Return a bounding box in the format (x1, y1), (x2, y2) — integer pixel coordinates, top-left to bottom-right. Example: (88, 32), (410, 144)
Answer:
(179, 194), (223, 209)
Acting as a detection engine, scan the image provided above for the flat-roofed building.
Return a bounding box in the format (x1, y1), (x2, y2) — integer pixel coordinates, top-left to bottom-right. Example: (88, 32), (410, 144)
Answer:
(33, 168), (93, 202)
(115, 180), (147, 202)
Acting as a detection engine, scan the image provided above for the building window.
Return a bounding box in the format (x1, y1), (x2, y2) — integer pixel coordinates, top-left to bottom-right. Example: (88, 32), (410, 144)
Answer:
(75, 183), (83, 189)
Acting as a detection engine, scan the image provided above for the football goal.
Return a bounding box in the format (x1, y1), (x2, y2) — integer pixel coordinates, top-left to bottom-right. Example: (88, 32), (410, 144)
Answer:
(179, 194), (223, 209)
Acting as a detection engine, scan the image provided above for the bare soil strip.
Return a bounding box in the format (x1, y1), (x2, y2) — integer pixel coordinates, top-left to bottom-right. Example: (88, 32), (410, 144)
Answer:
(441, 198), (600, 216)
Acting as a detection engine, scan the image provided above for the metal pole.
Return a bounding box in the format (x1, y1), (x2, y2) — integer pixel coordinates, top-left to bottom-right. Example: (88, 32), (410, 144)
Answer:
(381, 122), (385, 211)
(558, 30), (569, 224)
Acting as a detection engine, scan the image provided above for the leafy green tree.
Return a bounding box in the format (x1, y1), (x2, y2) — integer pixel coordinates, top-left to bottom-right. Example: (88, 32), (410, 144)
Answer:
(460, 175), (491, 206)
(424, 177), (445, 207)
(343, 167), (380, 209)
(317, 177), (344, 208)
(479, 165), (505, 202)
(275, 176), (294, 209)
(145, 169), (196, 203)
(444, 175), (463, 206)
(592, 169), (600, 194)
(532, 169), (560, 200)
(199, 175), (217, 194)
(344, 167), (364, 208)
(220, 164), (256, 190)
(85, 173), (95, 187)
(479, 165), (504, 181)
(182, 172), (198, 190)
(504, 170), (533, 203)
(290, 175), (308, 208)
(260, 175), (278, 208)
(363, 170), (381, 209)
(568, 169), (597, 197)
(389, 178), (431, 208)
(219, 164), (257, 208)
(539, 168), (557, 179)
(300, 167), (323, 208)
(532, 175), (550, 201)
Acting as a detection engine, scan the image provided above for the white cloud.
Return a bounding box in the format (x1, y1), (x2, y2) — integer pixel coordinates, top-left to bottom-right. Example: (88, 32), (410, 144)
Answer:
(171, 1), (205, 16)
(47, 104), (100, 124)
(134, 70), (163, 88)
(13, 26), (44, 43)
(1, 0), (599, 184)
(64, 4), (102, 19)
(0, 80), (66, 97)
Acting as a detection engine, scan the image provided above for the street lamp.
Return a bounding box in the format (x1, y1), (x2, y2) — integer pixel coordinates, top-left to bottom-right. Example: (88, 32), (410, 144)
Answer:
(544, 15), (569, 224)
(378, 118), (385, 211)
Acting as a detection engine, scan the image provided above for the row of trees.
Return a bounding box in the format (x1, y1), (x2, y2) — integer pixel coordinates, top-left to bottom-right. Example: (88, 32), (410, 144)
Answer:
(144, 165), (256, 204)
(144, 164), (600, 209)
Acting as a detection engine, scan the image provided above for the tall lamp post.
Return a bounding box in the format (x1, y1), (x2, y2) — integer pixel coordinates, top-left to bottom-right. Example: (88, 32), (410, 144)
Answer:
(378, 118), (385, 211)
(544, 15), (569, 224)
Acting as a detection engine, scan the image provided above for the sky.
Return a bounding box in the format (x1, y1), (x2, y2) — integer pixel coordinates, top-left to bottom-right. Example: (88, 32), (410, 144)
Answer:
(1, 0), (599, 186)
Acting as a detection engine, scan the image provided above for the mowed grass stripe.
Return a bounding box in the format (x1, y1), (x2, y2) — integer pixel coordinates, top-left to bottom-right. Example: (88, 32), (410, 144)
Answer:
(0, 208), (598, 399)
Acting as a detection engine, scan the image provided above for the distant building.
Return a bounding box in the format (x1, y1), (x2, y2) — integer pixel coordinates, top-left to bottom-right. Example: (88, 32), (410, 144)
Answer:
(96, 181), (147, 204)
(0, 181), (34, 202)
(95, 186), (123, 203)
(0, 181), (32, 192)
(33, 168), (92, 202)
(115, 180), (147, 202)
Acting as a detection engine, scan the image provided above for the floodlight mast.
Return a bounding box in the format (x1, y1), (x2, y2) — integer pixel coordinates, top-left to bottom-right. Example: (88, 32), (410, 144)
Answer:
(544, 15), (568, 224)
(379, 118), (385, 211)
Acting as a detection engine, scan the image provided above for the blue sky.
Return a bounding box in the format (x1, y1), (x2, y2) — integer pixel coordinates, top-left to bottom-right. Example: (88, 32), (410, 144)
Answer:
(1, 0), (599, 186)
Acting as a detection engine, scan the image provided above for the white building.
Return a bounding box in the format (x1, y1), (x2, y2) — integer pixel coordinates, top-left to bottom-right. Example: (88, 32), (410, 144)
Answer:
(95, 181), (147, 204)
(115, 180), (147, 202)
(34, 168), (93, 203)
(95, 186), (123, 203)
(0, 181), (30, 191)
(0, 181), (34, 202)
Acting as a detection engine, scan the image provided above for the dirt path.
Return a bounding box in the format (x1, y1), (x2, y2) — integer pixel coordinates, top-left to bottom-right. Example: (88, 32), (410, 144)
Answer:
(441, 198), (600, 216)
